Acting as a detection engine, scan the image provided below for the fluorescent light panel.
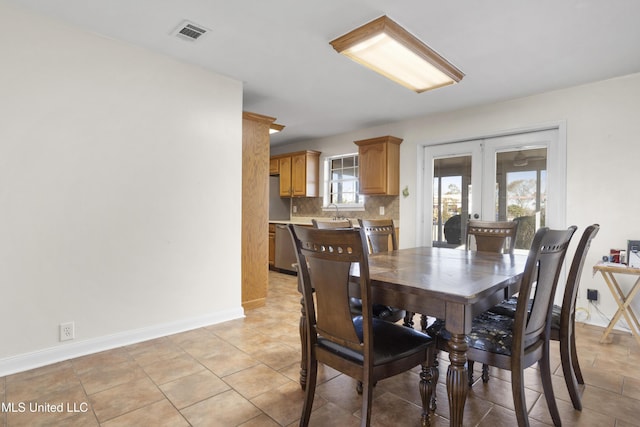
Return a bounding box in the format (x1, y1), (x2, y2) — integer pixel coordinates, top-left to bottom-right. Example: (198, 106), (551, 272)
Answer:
(330, 16), (464, 93)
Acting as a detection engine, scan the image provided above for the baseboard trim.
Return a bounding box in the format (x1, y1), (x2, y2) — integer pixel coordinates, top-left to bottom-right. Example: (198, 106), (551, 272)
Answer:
(0, 307), (245, 376)
(242, 298), (266, 310)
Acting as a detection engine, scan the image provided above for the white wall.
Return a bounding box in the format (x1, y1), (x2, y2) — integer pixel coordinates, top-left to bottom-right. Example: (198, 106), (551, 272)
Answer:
(275, 72), (640, 331)
(0, 2), (244, 374)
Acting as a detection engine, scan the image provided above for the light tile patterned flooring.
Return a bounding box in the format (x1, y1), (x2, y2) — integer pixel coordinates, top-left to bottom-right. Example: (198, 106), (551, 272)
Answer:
(2, 270), (640, 426)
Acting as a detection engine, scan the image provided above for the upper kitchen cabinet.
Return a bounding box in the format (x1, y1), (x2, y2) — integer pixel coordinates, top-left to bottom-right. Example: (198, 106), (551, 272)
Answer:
(355, 136), (403, 195)
(272, 150), (321, 197)
(269, 157), (280, 175)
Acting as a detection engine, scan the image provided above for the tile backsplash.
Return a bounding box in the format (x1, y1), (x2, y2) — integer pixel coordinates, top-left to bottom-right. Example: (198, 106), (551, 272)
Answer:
(291, 196), (399, 221)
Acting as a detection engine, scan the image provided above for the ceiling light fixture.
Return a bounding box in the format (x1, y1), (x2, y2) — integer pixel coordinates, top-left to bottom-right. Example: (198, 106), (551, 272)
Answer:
(269, 123), (285, 134)
(513, 151), (529, 167)
(330, 15), (464, 93)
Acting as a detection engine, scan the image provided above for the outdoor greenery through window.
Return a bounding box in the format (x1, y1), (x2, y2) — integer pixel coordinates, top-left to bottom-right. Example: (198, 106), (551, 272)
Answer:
(324, 153), (364, 208)
(496, 148), (547, 249)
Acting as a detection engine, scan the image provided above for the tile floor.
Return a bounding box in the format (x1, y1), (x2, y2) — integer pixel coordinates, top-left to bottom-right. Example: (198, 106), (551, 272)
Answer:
(2, 270), (640, 426)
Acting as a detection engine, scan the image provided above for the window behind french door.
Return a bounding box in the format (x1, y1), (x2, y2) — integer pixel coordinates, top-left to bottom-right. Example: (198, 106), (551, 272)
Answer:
(421, 128), (564, 250)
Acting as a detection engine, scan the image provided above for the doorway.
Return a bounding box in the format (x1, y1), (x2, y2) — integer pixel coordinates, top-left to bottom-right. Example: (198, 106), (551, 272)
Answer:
(420, 127), (565, 249)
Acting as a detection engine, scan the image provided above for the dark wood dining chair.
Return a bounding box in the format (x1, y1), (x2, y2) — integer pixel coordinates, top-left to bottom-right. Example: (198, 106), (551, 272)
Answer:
(311, 218), (352, 229)
(486, 224), (599, 410)
(311, 218), (403, 324)
(311, 218), (405, 323)
(288, 225), (437, 427)
(464, 219), (518, 383)
(428, 226), (577, 427)
(355, 218), (405, 324)
(358, 218), (398, 253)
(466, 219), (519, 254)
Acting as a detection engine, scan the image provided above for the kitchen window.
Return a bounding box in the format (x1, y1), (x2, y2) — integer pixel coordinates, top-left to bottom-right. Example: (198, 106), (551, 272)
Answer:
(323, 153), (365, 210)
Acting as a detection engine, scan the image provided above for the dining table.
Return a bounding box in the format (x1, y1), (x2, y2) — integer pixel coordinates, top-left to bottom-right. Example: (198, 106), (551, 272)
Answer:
(296, 246), (528, 427)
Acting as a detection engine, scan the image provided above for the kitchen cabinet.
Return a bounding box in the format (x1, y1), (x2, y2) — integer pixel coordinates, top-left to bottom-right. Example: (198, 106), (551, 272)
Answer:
(278, 156), (292, 197)
(354, 136), (403, 195)
(269, 157), (280, 175)
(272, 150), (320, 197)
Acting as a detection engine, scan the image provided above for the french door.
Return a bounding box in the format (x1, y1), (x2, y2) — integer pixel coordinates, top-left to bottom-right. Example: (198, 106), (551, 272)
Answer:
(421, 128), (565, 249)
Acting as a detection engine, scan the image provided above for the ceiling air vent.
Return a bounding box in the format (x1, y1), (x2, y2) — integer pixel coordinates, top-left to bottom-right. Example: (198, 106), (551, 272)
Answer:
(172, 20), (210, 42)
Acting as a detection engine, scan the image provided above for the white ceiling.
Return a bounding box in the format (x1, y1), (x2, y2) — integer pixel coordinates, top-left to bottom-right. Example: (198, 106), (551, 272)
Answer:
(11, 0), (640, 145)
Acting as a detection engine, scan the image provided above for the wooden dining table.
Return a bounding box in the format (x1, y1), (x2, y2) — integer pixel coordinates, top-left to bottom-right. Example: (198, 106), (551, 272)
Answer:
(296, 246), (528, 427)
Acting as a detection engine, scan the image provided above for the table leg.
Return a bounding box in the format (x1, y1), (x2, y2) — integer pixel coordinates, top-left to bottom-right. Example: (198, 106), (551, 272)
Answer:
(600, 272), (640, 346)
(447, 333), (468, 427)
(599, 272), (624, 343)
(615, 277), (640, 347)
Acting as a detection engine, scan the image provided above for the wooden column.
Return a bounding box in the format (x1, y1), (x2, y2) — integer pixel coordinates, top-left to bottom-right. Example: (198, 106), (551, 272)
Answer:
(242, 111), (275, 310)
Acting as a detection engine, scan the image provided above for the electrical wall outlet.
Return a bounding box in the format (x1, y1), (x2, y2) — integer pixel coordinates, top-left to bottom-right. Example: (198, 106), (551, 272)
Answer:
(379, 206), (385, 215)
(293, 205), (297, 213)
(60, 322), (75, 341)
(587, 289), (598, 302)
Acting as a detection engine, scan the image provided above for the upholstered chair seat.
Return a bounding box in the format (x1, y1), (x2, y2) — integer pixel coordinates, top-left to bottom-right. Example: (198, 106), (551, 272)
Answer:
(489, 298), (562, 331)
(428, 313), (515, 357)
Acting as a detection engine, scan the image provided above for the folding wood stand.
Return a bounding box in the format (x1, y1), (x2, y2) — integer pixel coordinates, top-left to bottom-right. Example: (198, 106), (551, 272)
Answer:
(593, 263), (640, 346)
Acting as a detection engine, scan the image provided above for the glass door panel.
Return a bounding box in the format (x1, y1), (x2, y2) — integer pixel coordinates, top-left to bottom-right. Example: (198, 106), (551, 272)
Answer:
(432, 156), (471, 247)
(422, 141), (481, 247)
(482, 130), (558, 250)
(495, 148), (547, 249)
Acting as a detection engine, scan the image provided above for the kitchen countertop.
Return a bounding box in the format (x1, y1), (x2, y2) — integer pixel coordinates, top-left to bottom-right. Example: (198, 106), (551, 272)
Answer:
(269, 217), (398, 227)
(269, 217), (314, 226)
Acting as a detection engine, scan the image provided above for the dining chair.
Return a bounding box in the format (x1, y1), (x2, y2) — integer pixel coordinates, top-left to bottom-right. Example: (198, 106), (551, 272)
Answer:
(311, 218), (352, 229)
(485, 224), (599, 410)
(466, 219), (519, 254)
(311, 218), (403, 324)
(355, 219), (406, 324)
(464, 219), (518, 384)
(357, 218), (398, 253)
(428, 225), (577, 427)
(288, 225), (437, 427)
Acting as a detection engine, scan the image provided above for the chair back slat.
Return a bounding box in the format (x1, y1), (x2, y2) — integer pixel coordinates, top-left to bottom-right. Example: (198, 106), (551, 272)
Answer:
(358, 219), (397, 253)
(289, 225), (371, 354)
(515, 226), (577, 352)
(466, 220), (519, 254)
(308, 257), (359, 348)
(562, 224), (600, 328)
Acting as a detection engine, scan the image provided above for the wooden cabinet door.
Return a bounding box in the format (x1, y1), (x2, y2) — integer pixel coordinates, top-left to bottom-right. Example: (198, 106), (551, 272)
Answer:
(291, 153), (307, 196)
(269, 157), (279, 175)
(359, 142), (388, 195)
(272, 150), (320, 197)
(355, 136), (402, 195)
(279, 156), (292, 197)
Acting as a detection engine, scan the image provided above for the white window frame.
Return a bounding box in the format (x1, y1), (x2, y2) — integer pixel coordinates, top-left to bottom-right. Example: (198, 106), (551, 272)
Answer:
(323, 153), (365, 211)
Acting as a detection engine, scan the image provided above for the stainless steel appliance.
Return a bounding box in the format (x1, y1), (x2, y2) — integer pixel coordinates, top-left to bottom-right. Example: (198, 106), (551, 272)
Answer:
(274, 224), (297, 273)
(269, 176), (290, 221)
